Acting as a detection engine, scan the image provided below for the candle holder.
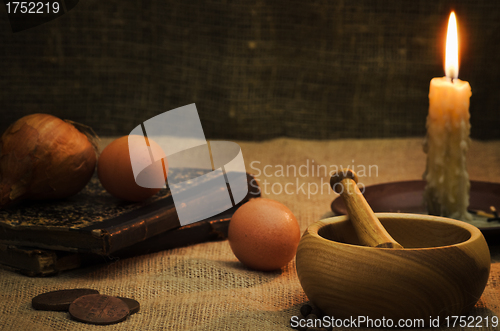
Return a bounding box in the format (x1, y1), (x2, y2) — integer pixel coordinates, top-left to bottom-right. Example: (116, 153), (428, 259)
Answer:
(331, 180), (500, 240)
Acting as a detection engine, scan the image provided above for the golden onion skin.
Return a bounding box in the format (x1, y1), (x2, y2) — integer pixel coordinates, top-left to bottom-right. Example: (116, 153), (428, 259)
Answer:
(0, 113), (97, 207)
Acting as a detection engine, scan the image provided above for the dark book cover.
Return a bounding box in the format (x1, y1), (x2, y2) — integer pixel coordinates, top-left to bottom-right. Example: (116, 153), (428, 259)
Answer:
(0, 170), (260, 256)
(0, 215), (234, 277)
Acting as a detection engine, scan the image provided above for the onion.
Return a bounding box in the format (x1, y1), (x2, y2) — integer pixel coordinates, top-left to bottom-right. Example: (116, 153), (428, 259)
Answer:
(0, 113), (98, 208)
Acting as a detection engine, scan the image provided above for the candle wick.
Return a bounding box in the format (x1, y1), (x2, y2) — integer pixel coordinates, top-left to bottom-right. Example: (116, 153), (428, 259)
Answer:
(451, 77), (454, 83)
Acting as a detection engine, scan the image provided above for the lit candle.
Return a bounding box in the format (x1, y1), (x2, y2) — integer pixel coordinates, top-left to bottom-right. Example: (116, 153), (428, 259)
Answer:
(423, 12), (472, 222)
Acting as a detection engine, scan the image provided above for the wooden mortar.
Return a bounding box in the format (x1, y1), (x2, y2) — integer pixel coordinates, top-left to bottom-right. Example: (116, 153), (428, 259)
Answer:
(296, 170), (491, 321)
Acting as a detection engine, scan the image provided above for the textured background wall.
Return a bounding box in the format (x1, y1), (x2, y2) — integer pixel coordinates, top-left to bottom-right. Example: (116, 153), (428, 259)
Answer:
(0, 0), (499, 140)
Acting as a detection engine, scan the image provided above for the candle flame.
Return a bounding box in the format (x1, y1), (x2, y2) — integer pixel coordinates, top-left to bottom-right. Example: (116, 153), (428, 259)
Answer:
(445, 12), (459, 80)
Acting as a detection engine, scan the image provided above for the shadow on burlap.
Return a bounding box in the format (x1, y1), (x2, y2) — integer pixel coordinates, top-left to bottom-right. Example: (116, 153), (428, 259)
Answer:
(1, 1), (499, 140)
(1, 138), (500, 330)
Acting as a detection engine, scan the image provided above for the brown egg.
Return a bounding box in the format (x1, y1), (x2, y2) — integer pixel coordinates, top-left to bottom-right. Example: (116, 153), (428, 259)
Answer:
(98, 135), (167, 202)
(228, 198), (301, 271)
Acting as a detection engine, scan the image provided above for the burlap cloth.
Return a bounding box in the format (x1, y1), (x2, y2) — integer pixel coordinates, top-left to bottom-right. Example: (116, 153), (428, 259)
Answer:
(1, 1), (500, 140)
(1, 138), (500, 330)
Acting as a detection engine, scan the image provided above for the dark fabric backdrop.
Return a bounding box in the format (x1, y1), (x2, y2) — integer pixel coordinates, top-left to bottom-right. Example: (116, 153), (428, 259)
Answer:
(0, 0), (499, 140)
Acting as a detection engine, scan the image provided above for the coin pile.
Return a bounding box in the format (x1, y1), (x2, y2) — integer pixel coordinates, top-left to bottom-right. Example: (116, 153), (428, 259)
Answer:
(32, 288), (140, 325)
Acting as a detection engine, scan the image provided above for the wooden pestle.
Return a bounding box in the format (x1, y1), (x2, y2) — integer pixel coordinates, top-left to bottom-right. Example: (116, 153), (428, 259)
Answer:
(330, 169), (403, 248)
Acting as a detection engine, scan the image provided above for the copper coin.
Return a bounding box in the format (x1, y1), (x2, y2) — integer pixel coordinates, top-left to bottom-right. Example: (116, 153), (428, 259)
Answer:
(117, 297), (140, 315)
(32, 288), (100, 311)
(69, 294), (129, 325)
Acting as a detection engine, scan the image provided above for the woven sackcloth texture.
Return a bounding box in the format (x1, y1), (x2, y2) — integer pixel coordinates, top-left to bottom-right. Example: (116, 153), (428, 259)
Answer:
(1, 137), (500, 330)
(1, 1), (499, 140)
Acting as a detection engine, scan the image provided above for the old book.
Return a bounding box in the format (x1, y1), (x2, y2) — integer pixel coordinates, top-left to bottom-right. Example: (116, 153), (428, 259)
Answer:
(0, 170), (260, 256)
(0, 214), (234, 277)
